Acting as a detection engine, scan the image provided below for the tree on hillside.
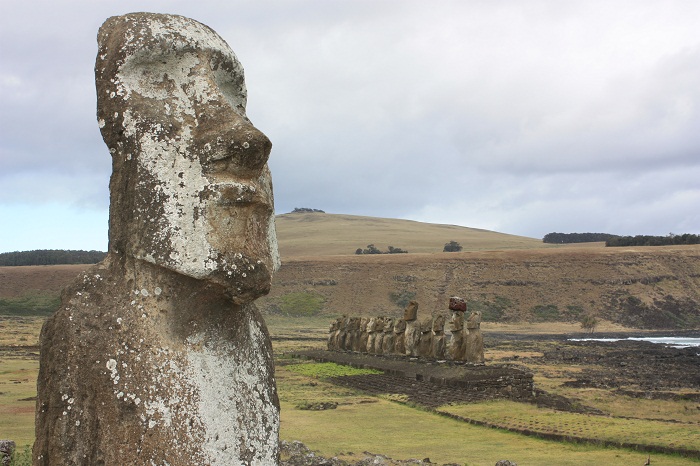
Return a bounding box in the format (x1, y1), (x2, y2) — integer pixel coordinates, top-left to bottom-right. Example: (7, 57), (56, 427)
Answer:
(580, 314), (599, 333)
(443, 241), (463, 252)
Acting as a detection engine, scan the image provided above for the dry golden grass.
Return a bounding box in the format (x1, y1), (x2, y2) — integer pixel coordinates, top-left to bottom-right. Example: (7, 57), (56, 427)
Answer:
(275, 212), (552, 257)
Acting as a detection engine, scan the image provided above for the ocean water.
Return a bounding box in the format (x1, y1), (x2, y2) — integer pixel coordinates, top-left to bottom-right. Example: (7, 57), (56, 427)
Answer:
(569, 336), (700, 349)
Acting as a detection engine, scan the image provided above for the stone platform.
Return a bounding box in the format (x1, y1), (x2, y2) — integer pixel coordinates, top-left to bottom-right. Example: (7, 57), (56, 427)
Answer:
(291, 350), (534, 401)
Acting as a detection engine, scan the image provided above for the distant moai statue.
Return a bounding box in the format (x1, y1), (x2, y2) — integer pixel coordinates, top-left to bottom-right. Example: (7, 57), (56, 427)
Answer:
(447, 296), (467, 361)
(393, 318), (407, 355)
(350, 317), (363, 352)
(35, 13), (280, 465)
(375, 317), (387, 355)
(431, 314), (447, 360)
(337, 316), (349, 350)
(381, 317), (395, 354)
(359, 317), (370, 352)
(416, 316), (434, 358)
(465, 309), (485, 364)
(365, 317), (378, 353)
(403, 301), (420, 357)
(328, 319), (339, 350)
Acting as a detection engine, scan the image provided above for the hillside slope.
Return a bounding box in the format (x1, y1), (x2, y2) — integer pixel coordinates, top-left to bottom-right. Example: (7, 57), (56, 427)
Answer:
(276, 212), (549, 257)
(2, 214), (699, 329)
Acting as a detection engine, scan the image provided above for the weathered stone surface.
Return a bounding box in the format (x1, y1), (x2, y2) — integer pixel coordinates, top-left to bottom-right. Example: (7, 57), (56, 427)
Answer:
(416, 317), (433, 359)
(34, 13), (280, 466)
(0, 440), (15, 466)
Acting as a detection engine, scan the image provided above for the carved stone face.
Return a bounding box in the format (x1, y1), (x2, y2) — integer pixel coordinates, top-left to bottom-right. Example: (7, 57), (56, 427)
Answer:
(96, 13), (279, 303)
(449, 310), (464, 332)
(467, 310), (482, 329)
(383, 317), (394, 332)
(403, 301), (418, 321)
(432, 314), (446, 333)
(394, 319), (406, 333)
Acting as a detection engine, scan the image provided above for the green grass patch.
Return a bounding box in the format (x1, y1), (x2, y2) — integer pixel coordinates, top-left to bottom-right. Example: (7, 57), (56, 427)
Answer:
(280, 397), (696, 465)
(286, 361), (381, 378)
(389, 289), (416, 308)
(0, 293), (60, 316)
(0, 358), (39, 448)
(274, 292), (325, 317)
(439, 400), (700, 452)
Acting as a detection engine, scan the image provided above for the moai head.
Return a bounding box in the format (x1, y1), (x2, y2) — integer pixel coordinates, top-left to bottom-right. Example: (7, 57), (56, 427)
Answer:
(432, 314), (446, 334)
(96, 13), (279, 303)
(360, 317), (369, 330)
(374, 317), (385, 332)
(329, 320), (338, 333)
(366, 317), (377, 333)
(383, 317), (395, 332)
(393, 318), (406, 334)
(338, 316), (347, 331)
(351, 317), (361, 332)
(449, 310), (464, 332)
(403, 301), (419, 321)
(467, 310), (482, 329)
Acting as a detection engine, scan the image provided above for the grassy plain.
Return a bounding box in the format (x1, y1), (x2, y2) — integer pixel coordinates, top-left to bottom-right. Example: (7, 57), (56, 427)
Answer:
(1, 316), (699, 465)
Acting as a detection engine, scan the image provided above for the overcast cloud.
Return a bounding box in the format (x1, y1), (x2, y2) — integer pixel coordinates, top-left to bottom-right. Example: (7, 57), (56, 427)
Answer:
(1, 0), (699, 252)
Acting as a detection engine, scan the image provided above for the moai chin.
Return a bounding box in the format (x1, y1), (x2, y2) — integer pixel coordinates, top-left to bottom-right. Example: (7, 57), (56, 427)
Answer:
(34, 13), (280, 466)
(403, 301), (420, 357)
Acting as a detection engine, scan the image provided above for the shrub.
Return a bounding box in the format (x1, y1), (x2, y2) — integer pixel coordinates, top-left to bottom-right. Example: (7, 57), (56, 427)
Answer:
(443, 241), (462, 252)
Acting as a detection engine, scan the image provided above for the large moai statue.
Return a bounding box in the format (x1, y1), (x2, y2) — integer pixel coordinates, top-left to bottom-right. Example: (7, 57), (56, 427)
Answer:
(416, 316), (434, 358)
(403, 301), (420, 357)
(393, 318), (407, 355)
(447, 297), (467, 361)
(465, 310), (485, 364)
(34, 13), (281, 465)
(381, 317), (395, 354)
(431, 314), (447, 360)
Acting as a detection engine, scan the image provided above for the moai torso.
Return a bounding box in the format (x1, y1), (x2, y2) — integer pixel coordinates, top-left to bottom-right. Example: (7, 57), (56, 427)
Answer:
(417, 317), (434, 358)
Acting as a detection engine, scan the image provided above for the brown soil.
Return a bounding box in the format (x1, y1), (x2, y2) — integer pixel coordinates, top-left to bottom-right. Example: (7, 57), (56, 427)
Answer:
(0, 264), (86, 298)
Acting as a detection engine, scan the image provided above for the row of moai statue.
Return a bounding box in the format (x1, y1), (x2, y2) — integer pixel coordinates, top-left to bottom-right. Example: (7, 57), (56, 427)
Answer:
(328, 297), (484, 364)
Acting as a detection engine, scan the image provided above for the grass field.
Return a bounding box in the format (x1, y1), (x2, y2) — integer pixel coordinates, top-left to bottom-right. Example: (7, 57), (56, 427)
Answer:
(1, 316), (699, 465)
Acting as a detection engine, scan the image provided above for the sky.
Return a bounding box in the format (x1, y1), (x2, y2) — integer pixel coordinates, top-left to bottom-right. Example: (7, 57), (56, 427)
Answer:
(1, 0), (699, 253)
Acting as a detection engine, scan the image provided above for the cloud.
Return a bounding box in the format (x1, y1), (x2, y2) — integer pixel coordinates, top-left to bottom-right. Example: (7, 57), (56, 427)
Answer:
(1, 0), (699, 252)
